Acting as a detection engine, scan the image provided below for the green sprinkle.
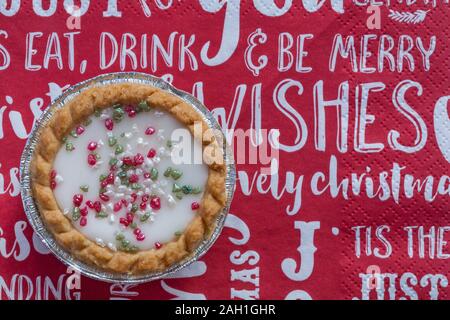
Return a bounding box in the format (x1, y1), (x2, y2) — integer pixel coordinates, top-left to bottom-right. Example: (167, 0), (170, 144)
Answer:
(138, 100), (150, 111)
(108, 136), (117, 147)
(131, 183), (142, 190)
(65, 142), (74, 152)
(96, 211), (108, 218)
(172, 183), (182, 193)
(174, 231), (182, 237)
(83, 118), (92, 126)
(115, 233), (125, 241)
(113, 108), (125, 122)
(62, 136), (68, 143)
(99, 174), (107, 181)
(99, 187), (106, 194)
(164, 167), (173, 177)
(140, 212), (151, 222)
(94, 108), (102, 117)
(109, 158), (118, 166)
(171, 169), (183, 180)
(182, 185), (193, 194)
(115, 145), (124, 154)
(95, 153), (101, 160)
(80, 185), (89, 192)
(192, 187), (202, 194)
(166, 140), (173, 148)
(112, 104), (123, 109)
(69, 130), (78, 138)
(150, 168), (158, 180)
(128, 245), (139, 253)
(135, 104), (143, 113)
(131, 204), (138, 213)
(120, 132), (125, 138)
(118, 171), (127, 179)
(116, 235), (136, 252)
(175, 193), (183, 200)
(72, 207), (80, 221)
(130, 222), (137, 229)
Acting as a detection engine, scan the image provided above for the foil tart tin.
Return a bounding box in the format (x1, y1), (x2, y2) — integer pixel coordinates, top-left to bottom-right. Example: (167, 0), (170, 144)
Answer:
(20, 72), (236, 284)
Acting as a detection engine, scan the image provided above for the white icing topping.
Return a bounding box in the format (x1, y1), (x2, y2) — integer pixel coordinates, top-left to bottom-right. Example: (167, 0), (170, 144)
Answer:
(52, 105), (208, 251)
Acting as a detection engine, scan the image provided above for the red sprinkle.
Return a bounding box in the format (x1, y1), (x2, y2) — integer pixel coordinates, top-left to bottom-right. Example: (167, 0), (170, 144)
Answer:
(140, 202), (147, 210)
(119, 217), (130, 227)
(86, 200), (94, 209)
(154, 242), (162, 249)
(80, 207), (88, 216)
(130, 193), (137, 203)
(101, 179), (109, 188)
(128, 109), (137, 118)
(50, 180), (57, 190)
(87, 154), (97, 166)
(133, 228), (141, 235)
(87, 141), (98, 151)
(99, 193), (110, 202)
(80, 217), (87, 227)
(133, 153), (144, 166)
(191, 202), (200, 210)
(150, 197), (161, 210)
(121, 199), (128, 206)
(136, 233), (145, 241)
(129, 174), (139, 183)
(113, 202), (122, 212)
(145, 127), (155, 135)
(73, 194), (83, 207)
(105, 118), (114, 131)
(143, 172), (151, 179)
(126, 212), (134, 222)
(125, 105), (136, 118)
(147, 148), (156, 159)
(122, 156), (133, 166)
(142, 195), (149, 202)
(76, 126), (85, 135)
(50, 170), (57, 179)
(93, 201), (102, 213)
(107, 172), (115, 184)
(124, 105), (135, 113)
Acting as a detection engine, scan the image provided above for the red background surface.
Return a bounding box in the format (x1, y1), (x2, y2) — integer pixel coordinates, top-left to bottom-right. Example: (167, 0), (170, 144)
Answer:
(0, 1), (448, 300)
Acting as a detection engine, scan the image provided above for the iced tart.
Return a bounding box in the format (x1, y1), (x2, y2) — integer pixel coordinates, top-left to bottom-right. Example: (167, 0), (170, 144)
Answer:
(31, 83), (226, 274)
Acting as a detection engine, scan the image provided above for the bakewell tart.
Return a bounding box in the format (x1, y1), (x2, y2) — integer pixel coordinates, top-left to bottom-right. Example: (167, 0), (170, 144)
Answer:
(30, 83), (226, 274)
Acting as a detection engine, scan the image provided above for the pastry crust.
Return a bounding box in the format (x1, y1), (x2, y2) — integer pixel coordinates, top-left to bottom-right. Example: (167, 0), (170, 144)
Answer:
(31, 83), (226, 274)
